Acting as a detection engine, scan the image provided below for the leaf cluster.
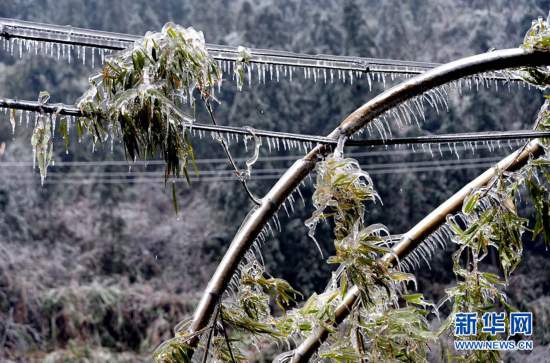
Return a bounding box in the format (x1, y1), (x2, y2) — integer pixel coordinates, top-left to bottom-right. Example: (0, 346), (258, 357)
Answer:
(77, 23), (220, 181)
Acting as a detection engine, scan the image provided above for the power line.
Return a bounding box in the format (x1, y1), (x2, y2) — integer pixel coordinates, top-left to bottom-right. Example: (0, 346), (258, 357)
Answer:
(0, 141), (515, 167)
(0, 154), (504, 169)
(1, 162), (499, 185)
(351, 131), (550, 146)
(0, 17), (435, 75)
(4, 98), (550, 154)
(0, 97), (332, 147)
(2, 97), (549, 148)
(0, 158), (503, 183)
(0, 16), (520, 84)
(0, 156), (501, 175)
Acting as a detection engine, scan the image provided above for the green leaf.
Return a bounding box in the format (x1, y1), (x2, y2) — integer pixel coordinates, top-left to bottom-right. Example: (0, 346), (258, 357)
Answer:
(463, 192), (480, 215)
(171, 182), (179, 216)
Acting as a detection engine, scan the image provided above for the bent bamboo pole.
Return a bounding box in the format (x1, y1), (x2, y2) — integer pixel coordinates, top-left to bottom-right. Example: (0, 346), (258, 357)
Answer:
(289, 139), (545, 362)
(187, 48), (550, 352)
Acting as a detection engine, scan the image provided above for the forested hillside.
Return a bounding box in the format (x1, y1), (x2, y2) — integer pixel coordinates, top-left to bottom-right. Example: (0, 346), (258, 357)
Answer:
(0, 0), (549, 361)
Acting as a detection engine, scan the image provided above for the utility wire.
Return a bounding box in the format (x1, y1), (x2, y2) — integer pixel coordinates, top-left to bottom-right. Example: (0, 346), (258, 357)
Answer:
(0, 162), (500, 185)
(0, 17), (521, 83)
(0, 17), (438, 75)
(0, 156), (503, 177)
(0, 158), (504, 180)
(0, 142), (514, 167)
(1, 98), (549, 147)
(0, 97), (333, 146)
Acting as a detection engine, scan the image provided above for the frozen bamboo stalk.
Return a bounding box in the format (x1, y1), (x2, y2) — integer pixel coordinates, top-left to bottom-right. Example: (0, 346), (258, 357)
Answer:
(187, 47), (550, 355)
(289, 139), (544, 362)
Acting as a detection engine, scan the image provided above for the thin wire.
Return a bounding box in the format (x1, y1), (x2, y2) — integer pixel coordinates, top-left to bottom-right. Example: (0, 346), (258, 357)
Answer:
(0, 156), (503, 176)
(1, 162), (500, 185)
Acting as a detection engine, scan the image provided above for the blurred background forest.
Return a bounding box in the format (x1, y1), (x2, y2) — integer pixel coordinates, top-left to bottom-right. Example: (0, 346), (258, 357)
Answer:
(1, 0), (550, 361)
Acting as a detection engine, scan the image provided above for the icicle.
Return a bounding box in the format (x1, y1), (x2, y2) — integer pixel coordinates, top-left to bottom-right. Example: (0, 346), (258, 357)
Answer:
(434, 87), (449, 112)
(273, 214), (281, 232)
(404, 101), (420, 127)
(413, 97), (426, 122)
(425, 92), (439, 114)
(296, 186), (306, 206)
(266, 222), (275, 237)
(367, 72), (372, 91)
(282, 201), (290, 217)
(392, 109), (404, 128)
(9, 109), (16, 134)
(91, 48), (95, 67)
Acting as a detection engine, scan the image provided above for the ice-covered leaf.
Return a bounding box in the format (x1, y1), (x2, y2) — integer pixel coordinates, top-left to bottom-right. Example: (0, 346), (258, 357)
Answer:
(31, 113), (53, 185)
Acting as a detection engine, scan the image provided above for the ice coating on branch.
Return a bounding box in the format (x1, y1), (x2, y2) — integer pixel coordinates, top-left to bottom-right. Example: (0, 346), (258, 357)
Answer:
(516, 16), (550, 89)
(31, 91), (53, 185)
(305, 136), (380, 257)
(296, 134), (437, 361)
(522, 15), (550, 51)
(9, 109), (16, 134)
(76, 23), (221, 182)
(234, 46), (251, 91)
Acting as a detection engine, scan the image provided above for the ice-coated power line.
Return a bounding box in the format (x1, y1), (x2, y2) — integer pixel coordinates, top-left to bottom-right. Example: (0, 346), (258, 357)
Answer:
(2, 97), (549, 148)
(0, 16), (517, 85)
(0, 97), (333, 147)
(0, 141), (514, 168)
